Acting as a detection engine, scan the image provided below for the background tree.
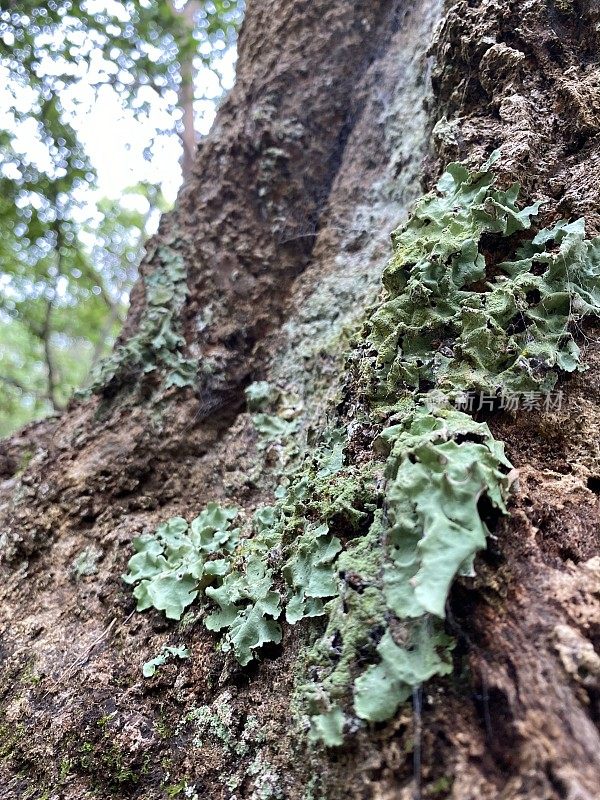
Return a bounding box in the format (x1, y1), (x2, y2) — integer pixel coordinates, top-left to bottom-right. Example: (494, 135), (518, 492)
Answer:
(0, 1), (599, 799)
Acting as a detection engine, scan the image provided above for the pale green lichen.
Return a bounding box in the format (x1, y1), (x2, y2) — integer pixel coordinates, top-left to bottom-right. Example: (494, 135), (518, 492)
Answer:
(204, 555), (283, 665)
(353, 621), (453, 723)
(142, 645), (190, 678)
(380, 406), (511, 620)
(307, 707), (345, 748)
(70, 545), (102, 580)
(184, 697), (265, 759)
(252, 413), (299, 443)
(245, 381), (280, 411)
(368, 155), (600, 403)
(90, 242), (197, 393)
(123, 155), (600, 750)
(295, 404), (511, 737)
(123, 504), (239, 621)
(247, 753), (284, 800)
(284, 524), (341, 624)
(248, 381), (303, 450)
(184, 692), (236, 749)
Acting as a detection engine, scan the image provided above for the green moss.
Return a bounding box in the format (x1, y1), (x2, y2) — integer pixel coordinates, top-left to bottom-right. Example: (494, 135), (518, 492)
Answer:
(428, 775), (453, 796)
(0, 722), (25, 759)
(165, 779), (188, 797)
(18, 448), (34, 473)
(154, 713), (174, 740)
(96, 712), (116, 728)
(306, 519), (387, 702)
(19, 660), (41, 686)
(58, 758), (72, 781)
(77, 735), (146, 786)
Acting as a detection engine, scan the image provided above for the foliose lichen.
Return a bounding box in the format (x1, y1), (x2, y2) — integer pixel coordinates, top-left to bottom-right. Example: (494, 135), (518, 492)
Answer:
(90, 241), (198, 394)
(123, 504), (240, 621)
(142, 645), (190, 678)
(123, 154), (600, 748)
(367, 152), (600, 403)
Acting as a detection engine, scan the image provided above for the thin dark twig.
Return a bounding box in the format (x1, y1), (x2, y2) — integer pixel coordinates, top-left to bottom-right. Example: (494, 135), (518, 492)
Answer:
(480, 664), (493, 742)
(413, 684), (423, 800)
(42, 611), (135, 699)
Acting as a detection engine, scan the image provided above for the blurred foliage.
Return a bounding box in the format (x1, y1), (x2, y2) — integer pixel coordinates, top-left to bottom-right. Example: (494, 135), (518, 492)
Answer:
(0, 0), (242, 437)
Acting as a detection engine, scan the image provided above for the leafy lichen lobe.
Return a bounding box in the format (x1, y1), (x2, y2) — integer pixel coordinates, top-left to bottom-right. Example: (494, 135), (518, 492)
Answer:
(123, 155), (600, 747)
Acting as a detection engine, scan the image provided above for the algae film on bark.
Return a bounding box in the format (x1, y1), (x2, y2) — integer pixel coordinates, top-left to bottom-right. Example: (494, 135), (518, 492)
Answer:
(123, 155), (600, 746)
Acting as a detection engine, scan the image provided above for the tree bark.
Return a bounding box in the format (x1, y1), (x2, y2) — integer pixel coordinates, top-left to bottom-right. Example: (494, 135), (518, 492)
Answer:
(1, 1), (599, 799)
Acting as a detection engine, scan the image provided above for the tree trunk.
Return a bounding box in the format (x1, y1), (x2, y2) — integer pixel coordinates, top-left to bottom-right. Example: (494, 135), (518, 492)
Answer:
(1, 1), (599, 799)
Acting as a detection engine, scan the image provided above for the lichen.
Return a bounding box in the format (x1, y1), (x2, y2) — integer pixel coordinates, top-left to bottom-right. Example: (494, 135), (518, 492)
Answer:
(70, 545), (102, 580)
(89, 240), (198, 394)
(204, 555), (283, 665)
(367, 154), (600, 403)
(0, 722), (25, 760)
(122, 155), (600, 750)
(142, 644), (190, 678)
(123, 504), (240, 621)
(554, 0), (574, 13)
(245, 381), (281, 411)
(184, 692), (238, 751)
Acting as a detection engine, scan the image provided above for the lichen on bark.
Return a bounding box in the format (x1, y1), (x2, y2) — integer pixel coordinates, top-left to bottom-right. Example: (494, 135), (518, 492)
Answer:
(2, 0), (600, 797)
(121, 155), (600, 750)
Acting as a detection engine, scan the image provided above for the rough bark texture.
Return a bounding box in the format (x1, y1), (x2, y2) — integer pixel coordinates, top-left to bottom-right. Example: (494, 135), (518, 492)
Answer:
(1, 1), (599, 799)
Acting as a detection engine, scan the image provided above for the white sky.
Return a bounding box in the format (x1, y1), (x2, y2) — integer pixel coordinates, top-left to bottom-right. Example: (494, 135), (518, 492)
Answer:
(0, 38), (237, 220)
(77, 50), (236, 208)
(76, 54), (237, 221)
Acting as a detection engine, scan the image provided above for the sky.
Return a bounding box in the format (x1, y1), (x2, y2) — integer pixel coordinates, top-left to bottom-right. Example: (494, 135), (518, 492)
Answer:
(0, 19), (237, 220)
(76, 50), (237, 210)
(0, 45), (236, 308)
